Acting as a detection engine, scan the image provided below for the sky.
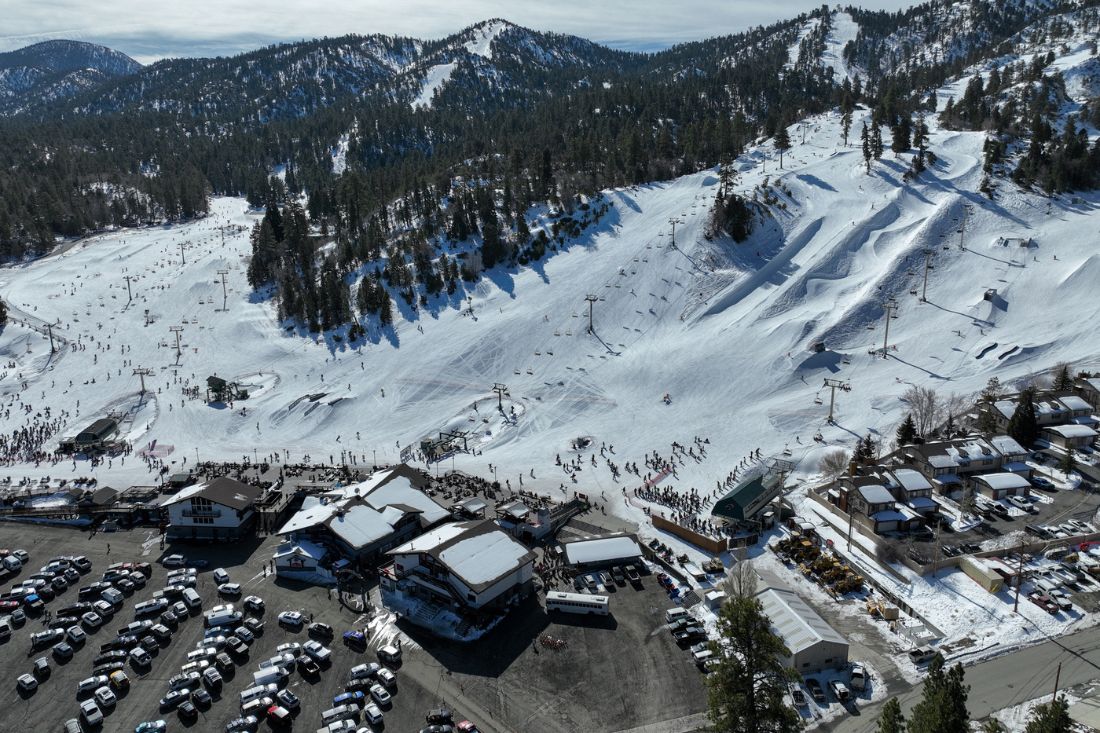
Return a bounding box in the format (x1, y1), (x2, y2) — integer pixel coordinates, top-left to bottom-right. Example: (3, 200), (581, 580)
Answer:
(0, 0), (918, 64)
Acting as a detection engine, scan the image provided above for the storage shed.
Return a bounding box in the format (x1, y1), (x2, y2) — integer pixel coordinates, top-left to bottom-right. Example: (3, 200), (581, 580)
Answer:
(756, 587), (848, 674)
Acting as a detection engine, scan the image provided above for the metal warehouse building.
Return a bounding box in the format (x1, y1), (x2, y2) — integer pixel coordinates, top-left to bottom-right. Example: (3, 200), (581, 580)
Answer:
(757, 587), (849, 674)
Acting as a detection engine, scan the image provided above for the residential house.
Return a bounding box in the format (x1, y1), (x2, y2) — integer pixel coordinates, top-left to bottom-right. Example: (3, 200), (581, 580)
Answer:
(972, 472), (1032, 500)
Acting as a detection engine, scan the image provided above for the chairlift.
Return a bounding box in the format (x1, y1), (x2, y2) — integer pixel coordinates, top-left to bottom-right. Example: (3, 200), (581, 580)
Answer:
(534, 351), (541, 356)
(526, 368), (533, 375)
(514, 369), (521, 375)
(909, 287), (918, 295)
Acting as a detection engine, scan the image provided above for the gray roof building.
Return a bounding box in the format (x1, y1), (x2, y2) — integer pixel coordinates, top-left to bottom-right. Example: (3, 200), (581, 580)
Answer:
(757, 587), (849, 674)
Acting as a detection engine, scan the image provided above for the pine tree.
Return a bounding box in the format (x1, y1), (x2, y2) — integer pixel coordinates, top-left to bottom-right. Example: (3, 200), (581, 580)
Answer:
(896, 414), (918, 447)
(907, 654), (969, 733)
(773, 122), (791, 170)
(871, 122), (885, 160)
(891, 115), (911, 157)
(1007, 387), (1040, 446)
(861, 122), (872, 174)
(707, 595), (801, 733)
(0, 296), (7, 327)
(1052, 363), (1073, 391)
(877, 698), (905, 733)
(1061, 450), (1076, 476)
(1024, 696), (1072, 733)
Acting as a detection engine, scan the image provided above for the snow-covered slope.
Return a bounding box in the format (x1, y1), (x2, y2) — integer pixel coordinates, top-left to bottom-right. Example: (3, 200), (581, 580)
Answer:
(1, 41), (1099, 527)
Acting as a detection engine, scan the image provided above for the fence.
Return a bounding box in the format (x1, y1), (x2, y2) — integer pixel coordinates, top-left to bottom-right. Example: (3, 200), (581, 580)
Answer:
(650, 514), (729, 554)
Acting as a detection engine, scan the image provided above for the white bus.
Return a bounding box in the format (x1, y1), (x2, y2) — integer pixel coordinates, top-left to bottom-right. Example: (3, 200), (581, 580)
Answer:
(545, 591), (610, 616)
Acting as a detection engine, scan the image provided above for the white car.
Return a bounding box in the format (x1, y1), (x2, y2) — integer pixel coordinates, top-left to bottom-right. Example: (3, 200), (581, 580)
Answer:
(277, 611), (304, 629)
(213, 568), (230, 585)
(161, 554), (186, 568)
(218, 582), (242, 597)
(94, 685), (117, 708)
(16, 674), (37, 692)
(80, 699), (103, 726)
(363, 702), (384, 725)
(368, 683), (391, 706)
(82, 611), (104, 629)
(275, 642), (302, 655)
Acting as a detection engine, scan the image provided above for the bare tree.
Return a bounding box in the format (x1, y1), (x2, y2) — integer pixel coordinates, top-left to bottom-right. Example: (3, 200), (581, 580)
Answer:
(722, 557), (758, 599)
(902, 385), (940, 437)
(938, 392), (970, 436)
(819, 448), (850, 479)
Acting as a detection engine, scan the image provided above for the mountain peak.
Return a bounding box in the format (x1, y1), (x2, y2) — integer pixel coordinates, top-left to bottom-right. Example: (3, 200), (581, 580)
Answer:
(0, 39), (141, 75)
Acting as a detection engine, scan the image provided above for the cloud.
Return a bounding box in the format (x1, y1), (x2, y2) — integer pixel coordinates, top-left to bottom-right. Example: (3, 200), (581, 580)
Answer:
(0, 0), (917, 62)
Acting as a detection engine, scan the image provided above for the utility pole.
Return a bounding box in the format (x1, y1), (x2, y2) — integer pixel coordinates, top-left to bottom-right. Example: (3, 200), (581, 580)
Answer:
(584, 294), (600, 334)
(921, 249), (934, 302)
(123, 275), (134, 303)
(217, 269), (229, 305)
(491, 383), (509, 412)
(1053, 661), (1062, 700)
(179, 242), (187, 265)
(1014, 548), (1025, 613)
(881, 298), (899, 357)
(132, 367), (154, 395)
(822, 378), (851, 423)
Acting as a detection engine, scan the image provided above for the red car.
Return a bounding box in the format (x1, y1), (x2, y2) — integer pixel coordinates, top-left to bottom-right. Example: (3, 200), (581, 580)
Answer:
(457, 722), (481, 732)
(1027, 592), (1059, 614)
(0, 600), (20, 611)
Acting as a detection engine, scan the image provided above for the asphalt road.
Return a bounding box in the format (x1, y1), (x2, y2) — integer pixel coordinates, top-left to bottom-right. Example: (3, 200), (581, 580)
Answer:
(825, 623), (1100, 732)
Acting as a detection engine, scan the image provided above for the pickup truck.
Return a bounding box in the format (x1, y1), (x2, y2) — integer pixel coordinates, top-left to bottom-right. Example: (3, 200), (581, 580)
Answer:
(908, 647), (936, 664)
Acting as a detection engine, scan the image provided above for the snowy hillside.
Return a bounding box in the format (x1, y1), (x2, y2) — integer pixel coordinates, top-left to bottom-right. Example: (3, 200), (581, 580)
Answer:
(2, 48), (1099, 520)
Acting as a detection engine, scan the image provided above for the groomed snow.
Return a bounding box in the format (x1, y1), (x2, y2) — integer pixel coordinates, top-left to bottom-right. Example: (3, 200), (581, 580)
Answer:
(821, 11), (859, 81)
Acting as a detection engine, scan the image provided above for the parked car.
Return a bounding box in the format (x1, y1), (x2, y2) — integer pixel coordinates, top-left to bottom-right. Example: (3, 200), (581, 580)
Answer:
(849, 663), (867, 691)
(1009, 496), (1034, 512)
(243, 595), (265, 615)
(16, 674), (37, 693)
(79, 699), (103, 726)
(805, 677), (826, 703)
(277, 611), (303, 630)
(829, 680), (850, 702)
(908, 647), (937, 664)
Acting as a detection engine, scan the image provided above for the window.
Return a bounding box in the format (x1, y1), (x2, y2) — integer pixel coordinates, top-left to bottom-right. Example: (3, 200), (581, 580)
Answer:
(467, 593), (476, 602)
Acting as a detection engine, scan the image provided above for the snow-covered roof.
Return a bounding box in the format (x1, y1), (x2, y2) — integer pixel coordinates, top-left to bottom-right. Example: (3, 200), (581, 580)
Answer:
(439, 531), (531, 586)
(908, 496), (937, 510)
(856, 484), (894, 505)
(989, 435), (1027, 457)
(1060, 395), (1093, 412)
(456, 497), (488, 514)
(361, 471), (449, 525)
(993, 400), (1016, 419)
(273, 539), (327, 561)
(563, 535), (642, 566)
(499, 500), (531, 519)
(1046, 424), (1099, 439)
(326, 504), (404, 549)
(277, 500), (336, 535)
(389, 522), (468, 554)
(388, 520), (535, 591)
(756, 587), (847, 655)
(890, 468), (932, 493)
(1037, 399), (1069, 416)
(871, 509), (907, 523)
(974, 472), (1032, 491)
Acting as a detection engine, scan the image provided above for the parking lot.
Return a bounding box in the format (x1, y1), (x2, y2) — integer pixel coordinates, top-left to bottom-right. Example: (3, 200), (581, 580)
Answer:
(0, 517), (709, 733)
(0, 523), (457, 733)
(903, 481), (1100, 565)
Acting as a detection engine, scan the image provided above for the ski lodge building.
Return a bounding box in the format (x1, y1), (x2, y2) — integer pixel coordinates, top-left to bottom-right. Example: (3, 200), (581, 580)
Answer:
(59, 418), (119, 453)
(163, 476), (264, 541)
(275, 465), (449, 573)
(562, 533), (643, 569)
(380, 519), (535, 638)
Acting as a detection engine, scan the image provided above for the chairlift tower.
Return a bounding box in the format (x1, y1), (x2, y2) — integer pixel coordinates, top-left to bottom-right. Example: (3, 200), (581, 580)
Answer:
(822, 378), (851, 423)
